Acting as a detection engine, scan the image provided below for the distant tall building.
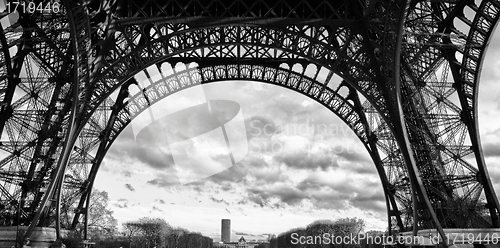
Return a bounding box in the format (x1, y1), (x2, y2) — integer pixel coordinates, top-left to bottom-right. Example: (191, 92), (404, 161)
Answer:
(221, 219), (231, 243)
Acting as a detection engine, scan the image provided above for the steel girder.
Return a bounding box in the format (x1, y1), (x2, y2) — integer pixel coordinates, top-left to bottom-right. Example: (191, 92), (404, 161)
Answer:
(0, 0), (76, 231)
(398, 0), (500, 229)
(69, 1), (438, 233)
(118, 0), (367, 19)
(66, 61), (408, 239)
(0, 0), (498, 245)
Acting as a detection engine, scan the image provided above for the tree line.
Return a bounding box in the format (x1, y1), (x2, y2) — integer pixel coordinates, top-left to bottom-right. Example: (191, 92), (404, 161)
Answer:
(61, 188), (212, 248)
(121, 217), (213, 248)
(268, 218), (386, 248)
(64, 216), (213, 248)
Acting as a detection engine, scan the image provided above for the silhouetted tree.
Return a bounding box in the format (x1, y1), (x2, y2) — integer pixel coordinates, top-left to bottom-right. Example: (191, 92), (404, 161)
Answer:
(123, 221), (143, 248)
(87, 189), (118, 239)
(121, 218), (213, 248)
(273, 218), (366, 248)
(123, 217), (172, 248)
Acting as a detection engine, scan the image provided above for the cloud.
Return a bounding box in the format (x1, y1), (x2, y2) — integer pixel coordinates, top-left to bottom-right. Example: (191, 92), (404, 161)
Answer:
(221, 183), (234, 192)
(347, 162), (378, 175)
(246, 184), (308, 208)
(482, 141), (500, 158)
(273, 145), (339, 171)
(243, 163), (287, 185)
(125, 183), (135, 192)
(245, 116), (281, 139)
(114, 199), (129, 208)
(247, 194), (265, 208)
(147, 177), (178, 188)
(106, 127), (175, 170)
(234, 232), (257, 236)
(308, 190), (349, 209)
(122, 170), (133, 177)
(152, 206), (164, 213)
(335, 145), (371, 164)
(293, 170), (384, 211)
(210, 196), (231, 205)
(200, 163), (248, 184)
(350, 193), (386, 213)
(146, 171), (181, 187)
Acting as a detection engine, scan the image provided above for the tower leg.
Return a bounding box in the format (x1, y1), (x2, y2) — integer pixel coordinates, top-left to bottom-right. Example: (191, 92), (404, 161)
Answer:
(0, 227), (67, 248)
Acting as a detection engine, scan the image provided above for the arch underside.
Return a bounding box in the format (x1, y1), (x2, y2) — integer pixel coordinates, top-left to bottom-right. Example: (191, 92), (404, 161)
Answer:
(67, 61), (412, 231)
(0, 0), (499, 236)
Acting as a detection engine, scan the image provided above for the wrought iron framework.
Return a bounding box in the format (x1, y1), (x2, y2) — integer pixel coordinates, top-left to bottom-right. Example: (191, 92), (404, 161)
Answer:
(0, 0), (500, 246)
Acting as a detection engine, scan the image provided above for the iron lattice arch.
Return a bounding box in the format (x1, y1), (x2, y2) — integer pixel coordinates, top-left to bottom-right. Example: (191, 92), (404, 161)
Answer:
(0, 0), (499, 243)
(66, 61), (411, 231)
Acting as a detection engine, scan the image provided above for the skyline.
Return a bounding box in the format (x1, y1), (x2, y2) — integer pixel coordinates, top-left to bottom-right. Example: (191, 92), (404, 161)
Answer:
(91, 23), (500, 243)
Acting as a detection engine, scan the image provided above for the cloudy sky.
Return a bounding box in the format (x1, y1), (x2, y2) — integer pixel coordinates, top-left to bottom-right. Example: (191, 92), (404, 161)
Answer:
(1, 0), (500, 242)
(92, 29), (500, 242)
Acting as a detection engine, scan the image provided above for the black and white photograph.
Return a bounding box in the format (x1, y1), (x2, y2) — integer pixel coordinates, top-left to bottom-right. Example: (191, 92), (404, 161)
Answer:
(1, 1), (500, 248)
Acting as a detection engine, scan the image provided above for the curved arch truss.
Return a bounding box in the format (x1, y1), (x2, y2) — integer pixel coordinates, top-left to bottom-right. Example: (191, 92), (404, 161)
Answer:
(67, 61), (410, 233)
(0, 0), (500, 243)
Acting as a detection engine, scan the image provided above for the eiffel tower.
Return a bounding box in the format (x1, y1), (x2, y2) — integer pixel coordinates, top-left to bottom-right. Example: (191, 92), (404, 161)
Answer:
(1, 0), (500, 247)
